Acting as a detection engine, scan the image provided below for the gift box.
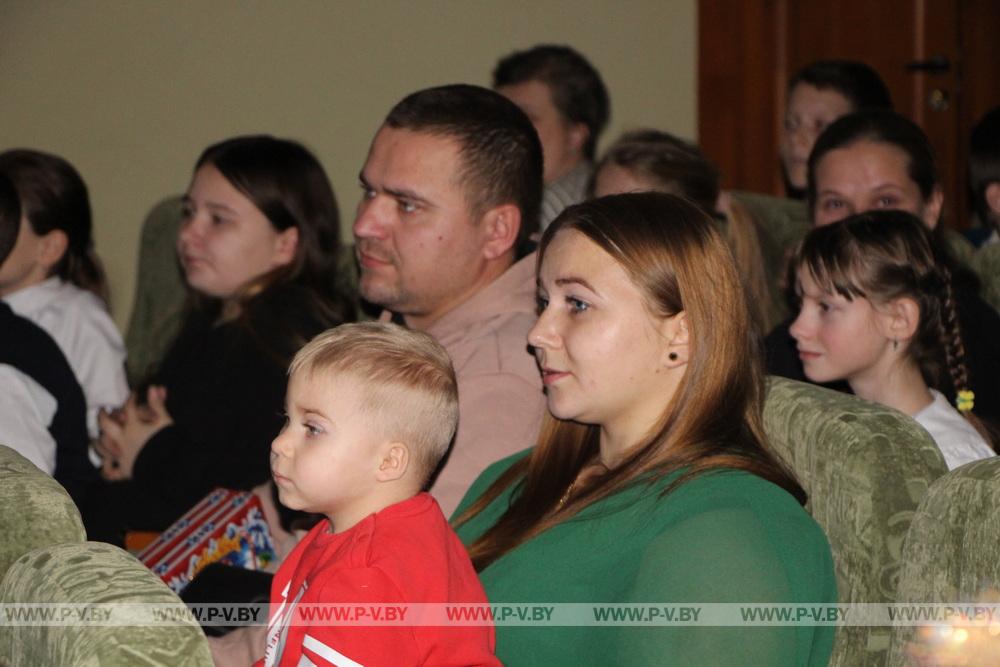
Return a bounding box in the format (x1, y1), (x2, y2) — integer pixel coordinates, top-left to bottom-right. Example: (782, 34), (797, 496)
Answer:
(137, 487), (276, 594)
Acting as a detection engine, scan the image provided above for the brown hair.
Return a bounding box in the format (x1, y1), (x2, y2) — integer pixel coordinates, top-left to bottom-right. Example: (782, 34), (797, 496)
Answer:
(590, 129), (774, 330)
(184, 136), (355, 366)
(794, 209), (993, 444)
(492, 44), (610, 160)
(384, 84), (543, 257)
(290, 322), (459, 483)
(0, 149), (109, 305)
(455, 192), (805, 570)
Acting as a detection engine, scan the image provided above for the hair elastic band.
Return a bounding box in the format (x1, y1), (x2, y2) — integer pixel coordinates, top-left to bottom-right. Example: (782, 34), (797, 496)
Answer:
(956, 389), (975, 413)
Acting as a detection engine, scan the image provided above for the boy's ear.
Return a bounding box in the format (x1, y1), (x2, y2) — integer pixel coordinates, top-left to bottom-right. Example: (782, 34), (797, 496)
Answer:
(883, 297), (920, 343)
(479, 203), (521, 260)
(38, 230), (68, 272)
(374, 442), (409, 482)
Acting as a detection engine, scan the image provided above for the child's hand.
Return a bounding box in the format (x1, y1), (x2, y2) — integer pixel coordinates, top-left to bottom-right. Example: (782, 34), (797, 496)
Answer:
(96, 386), (173, 481)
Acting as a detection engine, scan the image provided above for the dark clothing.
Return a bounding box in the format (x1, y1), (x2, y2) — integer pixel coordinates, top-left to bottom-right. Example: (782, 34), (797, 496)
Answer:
(765, 290), (1000, 425)
(84, 286), (341, 544)
(0, 302), (93, 504)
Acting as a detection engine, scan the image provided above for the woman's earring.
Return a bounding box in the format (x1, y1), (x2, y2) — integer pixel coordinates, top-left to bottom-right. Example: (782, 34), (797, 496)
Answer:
(668, 352), (679, 361)
(892, 339), (899, 351)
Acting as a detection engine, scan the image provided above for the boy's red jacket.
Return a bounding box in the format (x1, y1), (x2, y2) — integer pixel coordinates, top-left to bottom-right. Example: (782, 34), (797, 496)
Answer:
(257, 493), (499, 666)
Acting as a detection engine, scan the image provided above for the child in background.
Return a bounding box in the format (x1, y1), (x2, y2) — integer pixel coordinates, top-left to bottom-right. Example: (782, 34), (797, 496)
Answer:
(790, 210), (995, 469)
(0, 149), (128, 439)
(0, 172), (93, 501)
(258, 322), (499, 667)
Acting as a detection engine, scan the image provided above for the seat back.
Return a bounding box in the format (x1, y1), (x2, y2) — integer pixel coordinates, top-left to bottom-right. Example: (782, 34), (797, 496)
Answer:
(0, 445), (85, 579)
(969, 243), (1000, 313)
(763, 377), (949, 666)
(888, 457), (1000, 664)
(0, 541), (213, 666)
(124, 196), (188, 386)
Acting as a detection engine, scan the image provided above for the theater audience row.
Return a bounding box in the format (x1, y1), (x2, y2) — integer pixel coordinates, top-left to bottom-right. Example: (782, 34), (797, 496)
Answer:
(1, 45), (999, 666)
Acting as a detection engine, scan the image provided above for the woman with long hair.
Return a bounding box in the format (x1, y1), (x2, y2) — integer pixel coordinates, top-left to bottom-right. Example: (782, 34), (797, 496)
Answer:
(0, 149), (129, 441)
(454, 193), (836, 665)
(87, 135), (354, 542)
(590, 128), (776, 330)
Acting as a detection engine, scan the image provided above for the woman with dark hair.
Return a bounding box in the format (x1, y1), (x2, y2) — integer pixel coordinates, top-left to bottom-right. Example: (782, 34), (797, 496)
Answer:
(87, 136), (354, 542)
(0, 149), (129, 442)
(766, 110), (1000, 425)
(454, 193), (836, 665)
(781, 60), (893, 198)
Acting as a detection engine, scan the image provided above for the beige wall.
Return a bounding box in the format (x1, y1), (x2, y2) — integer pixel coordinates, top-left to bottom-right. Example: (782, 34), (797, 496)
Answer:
(0, 0), (696, 329)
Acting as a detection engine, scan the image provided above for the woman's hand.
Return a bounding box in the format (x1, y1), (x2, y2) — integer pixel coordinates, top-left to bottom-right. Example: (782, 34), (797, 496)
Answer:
(96, 386), (173, 481)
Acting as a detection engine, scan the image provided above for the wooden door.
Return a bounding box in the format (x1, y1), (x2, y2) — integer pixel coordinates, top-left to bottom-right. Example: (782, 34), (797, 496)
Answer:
(698, 0), (1000, 229)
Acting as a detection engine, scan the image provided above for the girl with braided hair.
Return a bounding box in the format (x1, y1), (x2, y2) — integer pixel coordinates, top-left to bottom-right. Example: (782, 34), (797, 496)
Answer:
(790, 209), (995, 469)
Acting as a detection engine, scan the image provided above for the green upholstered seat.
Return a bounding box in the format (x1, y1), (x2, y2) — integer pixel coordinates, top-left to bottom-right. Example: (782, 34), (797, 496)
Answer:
(0, 445), (85, 580)
(0, 541), (213, 666)
(124, 196), (189, 387)
(888, 457), (1000, 664)
(124, 195), (362, 386)
(730, 191), (810, 326)
(763, 377), (949, 666)
(967, 243), (1000, 314)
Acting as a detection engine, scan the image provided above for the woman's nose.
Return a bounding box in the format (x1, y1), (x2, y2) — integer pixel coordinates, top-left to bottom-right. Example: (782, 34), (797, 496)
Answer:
(528, 309), (560, 350)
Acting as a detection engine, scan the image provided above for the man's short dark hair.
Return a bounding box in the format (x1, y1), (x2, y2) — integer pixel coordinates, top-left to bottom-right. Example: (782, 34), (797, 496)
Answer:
(492, 44), (610, 160)
(789, 60), (893, 112)
(385, 84), (543, 255)
(0, 173), (21, 264)
(970, 106), (1000, 227)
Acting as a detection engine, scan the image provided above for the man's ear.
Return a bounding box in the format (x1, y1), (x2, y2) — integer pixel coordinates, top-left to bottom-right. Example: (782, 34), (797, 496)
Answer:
(374, 442), (409, 482)
(568, 121), (590, 159)
(922, 187), (945, 229)
(480, 203), (521, 260)
(882, 297), (920, 344)
(38, 230), (69, 272)
(273, 226), (299, 268)
(661, 311), (690, 368)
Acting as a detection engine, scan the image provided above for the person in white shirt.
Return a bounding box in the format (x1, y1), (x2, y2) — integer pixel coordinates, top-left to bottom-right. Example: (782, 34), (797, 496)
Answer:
(0, 150), (128, 438)
(790, 210), (995, 469)
(0, 171), (93, 501)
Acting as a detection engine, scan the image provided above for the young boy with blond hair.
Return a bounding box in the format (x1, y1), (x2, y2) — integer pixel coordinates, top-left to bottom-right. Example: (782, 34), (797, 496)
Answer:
(258, 322), (499, 666)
